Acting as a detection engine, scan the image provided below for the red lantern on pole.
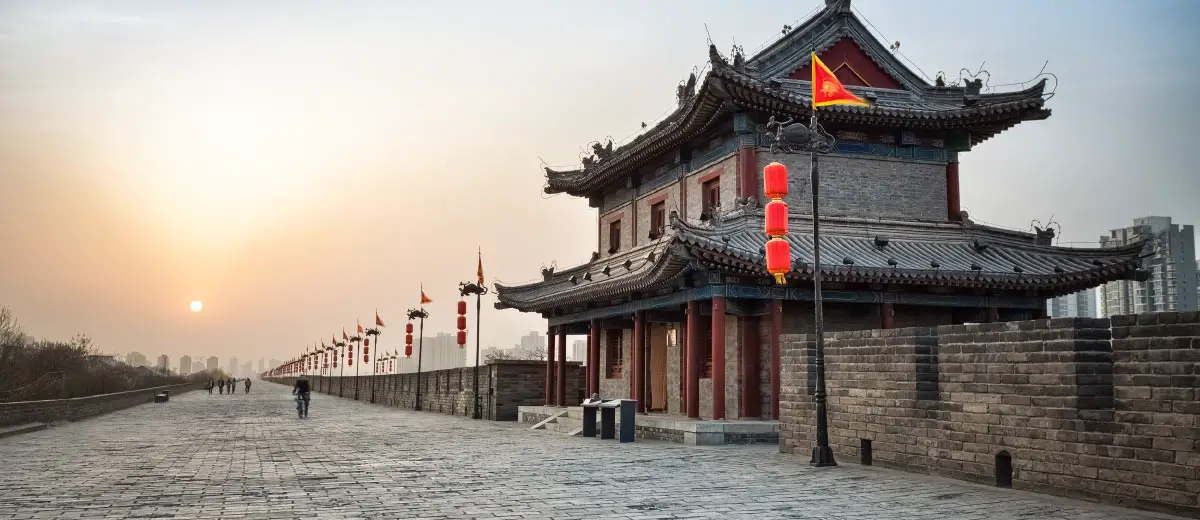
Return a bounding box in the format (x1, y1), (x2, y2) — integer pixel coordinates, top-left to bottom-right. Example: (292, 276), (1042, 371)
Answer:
(405, 323), (414, 334)
(363, 355), (368, 363)
(456, 316), (467, 331)
(765, 199), (788, 237)
(766, 237), (791, 284)
(764, 161), (788, 199)
(364, 338), (369, 346)
(363, 346), (369, 356)
(405, 345), (412, 357)
(457, 330), (467, 346)
(762, 162), (791, 285)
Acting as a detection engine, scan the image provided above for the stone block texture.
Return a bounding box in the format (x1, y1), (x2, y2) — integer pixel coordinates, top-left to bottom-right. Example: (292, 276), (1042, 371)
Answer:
(779, 313), (1200, 517)
(270, 360), (584, 422)
(0, 383), (205, 427)
(757, 151), (947, 221)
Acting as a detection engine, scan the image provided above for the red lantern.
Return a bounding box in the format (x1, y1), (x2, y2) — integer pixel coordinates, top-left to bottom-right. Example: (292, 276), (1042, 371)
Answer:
(405, 323), (414, 333)
(405, 345), (413, 357)
(457, 300), (467, 315)
(457, 316), (467, 331)
(765, 199), (788, 237)
(364, 355), (369, 363)
(347, 359), (352, 366)
(457, 330), (467, 346)
(364, 338), (369, 346)
(764, 162), (788, 199)
(333, 358), (338, 368)
(766, 237), (791, 284)
(363, 346), (369, 356)
(405, 333), (413, 345)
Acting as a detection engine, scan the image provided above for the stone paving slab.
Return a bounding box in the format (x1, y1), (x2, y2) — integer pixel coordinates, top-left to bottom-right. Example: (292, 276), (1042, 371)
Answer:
(0, 381), (1188, 520)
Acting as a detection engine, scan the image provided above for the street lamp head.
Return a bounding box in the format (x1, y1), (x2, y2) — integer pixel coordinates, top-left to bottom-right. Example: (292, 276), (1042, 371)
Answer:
(458, 281), (489, 297)
(406, 308), (429, 320)
(365, 328), (381, 336)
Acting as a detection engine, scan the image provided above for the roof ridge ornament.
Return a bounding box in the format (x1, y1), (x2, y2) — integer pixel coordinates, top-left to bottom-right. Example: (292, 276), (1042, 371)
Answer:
(825, 0), (852, 14)
(676, 73), (697, 107)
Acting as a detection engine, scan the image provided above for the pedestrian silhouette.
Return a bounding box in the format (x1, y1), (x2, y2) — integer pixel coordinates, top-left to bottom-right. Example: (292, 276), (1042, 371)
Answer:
(218, 379), (225, 394)
(244, 379), (251, 393)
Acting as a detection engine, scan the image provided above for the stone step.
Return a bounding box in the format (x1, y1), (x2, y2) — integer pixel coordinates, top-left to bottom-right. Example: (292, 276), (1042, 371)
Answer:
(528, 409), (567, 430)
(0, 422), (48, 439)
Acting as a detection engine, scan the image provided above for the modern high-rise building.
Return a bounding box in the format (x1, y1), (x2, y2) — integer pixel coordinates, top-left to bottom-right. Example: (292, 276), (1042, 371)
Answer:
(391, 333), (467, 374)
(519, 331), (546, 353)
(207, 356), (219, 372)
(1047, 290), (1095, 318)
(571, 339), (586, 364)
(125, 352), (148, 368)
(257, 358), (265, 374)
(1098, 216), (1197, 316)
(242, 361), (253, 378)
(228, 357), (240, 377)
(156, 355), (169, 373)
(179, 355), (193, 376)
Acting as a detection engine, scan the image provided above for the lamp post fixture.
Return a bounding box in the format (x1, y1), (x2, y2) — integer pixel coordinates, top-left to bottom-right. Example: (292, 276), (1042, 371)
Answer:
(458, 281), (489, 419)
(406, 308), (429, 411)
(323, 345), (335, 394)
(765, 114), (837, 467)
(349, 334), (363, 400)
(335, 340), (347, 398)
(365, 327), (381, 403)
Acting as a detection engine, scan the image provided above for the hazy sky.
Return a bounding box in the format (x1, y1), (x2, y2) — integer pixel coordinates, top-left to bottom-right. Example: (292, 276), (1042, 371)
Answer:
(1, 0), (1197, 365)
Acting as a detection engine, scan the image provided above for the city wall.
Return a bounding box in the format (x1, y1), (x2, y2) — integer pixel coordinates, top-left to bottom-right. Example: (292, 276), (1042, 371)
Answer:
(780, 312), (1200, 517)
(0, 382), (206, 428)
(269, 360), (582, 421)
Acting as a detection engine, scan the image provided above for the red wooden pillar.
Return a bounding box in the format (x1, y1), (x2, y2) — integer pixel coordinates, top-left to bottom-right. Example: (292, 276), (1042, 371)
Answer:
(739, 315), (761, 419)
(712, 296), (727, 420)
(632, 310), (645, 412)
(946, 159), (961, 221)
(881, 302), (895, 329)
(556, 329), (567, 406)
(545, 328), (555, 406)
(736, 146), (759, 202)
(686, 301), (701, 419)
(770, 300), (782, 420)
(588, 319), (600, 396)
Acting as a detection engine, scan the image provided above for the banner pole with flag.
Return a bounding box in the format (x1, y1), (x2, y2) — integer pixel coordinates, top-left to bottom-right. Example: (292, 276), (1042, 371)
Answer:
(459, 249), (490, 419)
(409, 288), (431, 411)
(807, 51), (867, 468)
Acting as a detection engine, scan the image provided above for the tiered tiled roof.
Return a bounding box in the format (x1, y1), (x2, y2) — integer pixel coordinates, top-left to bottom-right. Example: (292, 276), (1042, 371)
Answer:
(494, 212), (1147, 313)
(543, 0), (1051, 197)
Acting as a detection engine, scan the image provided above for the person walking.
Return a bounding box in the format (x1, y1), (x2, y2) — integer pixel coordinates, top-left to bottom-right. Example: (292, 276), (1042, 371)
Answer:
(218, 378), (225, 394)
(207, 379), (214, 394)
(292, 377), (310, 418)
(228, 378), (236, 394)
(244, 379), (252, 393)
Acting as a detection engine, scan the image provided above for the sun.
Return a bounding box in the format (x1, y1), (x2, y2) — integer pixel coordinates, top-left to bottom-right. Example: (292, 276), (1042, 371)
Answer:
(189, 301), (203, 313)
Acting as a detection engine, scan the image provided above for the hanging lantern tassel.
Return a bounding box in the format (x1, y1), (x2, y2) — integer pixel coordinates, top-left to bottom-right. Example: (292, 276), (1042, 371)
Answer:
(762, 162), (791, 285)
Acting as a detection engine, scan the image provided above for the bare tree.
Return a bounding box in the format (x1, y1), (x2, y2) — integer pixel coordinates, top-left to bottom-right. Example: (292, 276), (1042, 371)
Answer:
(484, 344), (546, 362)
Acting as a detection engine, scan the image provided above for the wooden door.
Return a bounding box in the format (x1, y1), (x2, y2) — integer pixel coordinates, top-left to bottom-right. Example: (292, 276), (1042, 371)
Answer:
(650, 328), (668, 411)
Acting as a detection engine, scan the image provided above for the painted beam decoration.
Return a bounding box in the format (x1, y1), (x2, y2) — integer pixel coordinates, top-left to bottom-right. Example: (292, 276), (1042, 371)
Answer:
(763, 161), (790, 284)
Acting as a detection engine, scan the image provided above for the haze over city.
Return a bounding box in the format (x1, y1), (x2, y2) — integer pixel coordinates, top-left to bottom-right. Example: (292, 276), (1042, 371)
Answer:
(1, 0), (1197, 364)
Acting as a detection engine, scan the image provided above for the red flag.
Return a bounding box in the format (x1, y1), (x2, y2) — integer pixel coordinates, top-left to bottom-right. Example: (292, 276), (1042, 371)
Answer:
(342, 328), (348, 341)
(356, 320), (364, 334)
(811, 53), (868, 108)
(420, 284), (432, 305)
(376, 311), (386, 328)
(477, 249), (485, 286)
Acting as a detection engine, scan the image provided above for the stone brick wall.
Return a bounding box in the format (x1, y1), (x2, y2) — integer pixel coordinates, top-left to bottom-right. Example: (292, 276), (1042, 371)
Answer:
(757, 150), (947, 221)
(269, 360), (584, 421)
(0, 382), (205, 427)
(683, 155), (736, 221)
(779, 313), (1200, 517)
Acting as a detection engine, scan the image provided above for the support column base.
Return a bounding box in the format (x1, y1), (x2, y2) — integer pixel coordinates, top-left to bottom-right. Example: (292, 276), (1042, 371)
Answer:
(811, 446), (838, 467)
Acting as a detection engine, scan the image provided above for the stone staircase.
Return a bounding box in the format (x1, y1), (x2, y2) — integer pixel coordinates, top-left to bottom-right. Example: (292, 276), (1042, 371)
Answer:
(528, 407), (588, 436)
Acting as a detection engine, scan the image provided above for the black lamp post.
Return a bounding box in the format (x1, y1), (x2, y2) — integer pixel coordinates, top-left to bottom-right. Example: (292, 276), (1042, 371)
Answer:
(766, 114), (837, 467)
(335, 340), (347, 398)
(365, 327), (380, 403)
(458, 281), (489, 419)
(406, 308), (429, 411)
(349, 334), (363, 400)
(323, 345), (335, 394)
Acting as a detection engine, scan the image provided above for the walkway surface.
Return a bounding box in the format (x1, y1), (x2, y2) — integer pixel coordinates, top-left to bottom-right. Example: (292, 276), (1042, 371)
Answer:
(0, 381), (1187, 520)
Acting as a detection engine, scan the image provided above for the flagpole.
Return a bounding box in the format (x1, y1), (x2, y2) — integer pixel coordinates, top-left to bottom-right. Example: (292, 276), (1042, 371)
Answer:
(809, 110), (835, 467)
(366, 323), (381, 404)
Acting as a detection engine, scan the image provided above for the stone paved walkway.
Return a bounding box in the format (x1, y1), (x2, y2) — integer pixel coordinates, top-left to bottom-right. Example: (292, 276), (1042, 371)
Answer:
(0, 381), (1187, 520)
